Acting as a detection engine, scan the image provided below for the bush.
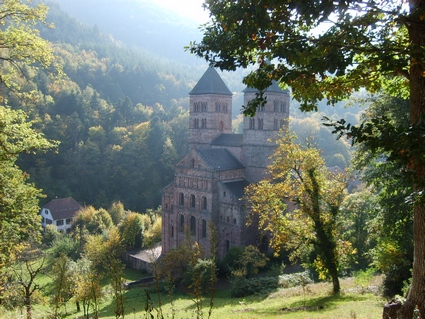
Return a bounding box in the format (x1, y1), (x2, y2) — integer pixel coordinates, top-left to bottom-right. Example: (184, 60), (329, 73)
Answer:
(230, 277), (279, 298)
(278, 271), (313, 288)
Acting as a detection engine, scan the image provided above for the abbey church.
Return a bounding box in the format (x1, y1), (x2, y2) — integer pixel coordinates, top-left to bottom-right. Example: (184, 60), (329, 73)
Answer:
(161, 67), (290, 258)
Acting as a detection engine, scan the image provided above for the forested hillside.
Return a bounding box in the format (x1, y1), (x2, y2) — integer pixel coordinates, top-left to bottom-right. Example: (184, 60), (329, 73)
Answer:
(11, 0), (357, 211)
(12, 1), (209, 211)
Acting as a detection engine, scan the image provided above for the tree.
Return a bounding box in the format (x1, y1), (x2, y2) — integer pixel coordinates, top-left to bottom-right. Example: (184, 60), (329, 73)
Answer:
(0, 0), (59, 298)
(0, 0), (58, 94)
(51, 253), (73, 318)
(245, 131), (350, 294)
(9, 244), (46, 319)
(118, 212), (144, 249)
(72, 206), (113, 236)
(0, 107), (55, 270)
(190, 1), (425, 315)
(348, 94), (414, 297)
(69, 256), (102, 319)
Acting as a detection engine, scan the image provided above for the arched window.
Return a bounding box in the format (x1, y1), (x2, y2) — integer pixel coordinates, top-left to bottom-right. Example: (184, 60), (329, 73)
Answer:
(258, 118), (264, 130)
(180, 215), (185, 231)
(225, 240), (230, 253)
(190, 216), (196, 235)
(202, 196), (207, 210)
(191, 159), (195, 168)
(171, 226), (174, 237)
(202, 220), (207, 238)
(190, 194), (196, 208)
(179, 193), (184, 206)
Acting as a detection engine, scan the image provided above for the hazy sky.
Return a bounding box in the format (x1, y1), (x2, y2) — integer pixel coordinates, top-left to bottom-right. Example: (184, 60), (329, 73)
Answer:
(150, 0), (210, 23)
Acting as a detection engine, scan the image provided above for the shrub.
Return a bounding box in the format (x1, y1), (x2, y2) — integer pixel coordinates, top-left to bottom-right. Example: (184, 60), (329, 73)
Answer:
(278, 271), (313, 288)
(230, 277), (279, 298)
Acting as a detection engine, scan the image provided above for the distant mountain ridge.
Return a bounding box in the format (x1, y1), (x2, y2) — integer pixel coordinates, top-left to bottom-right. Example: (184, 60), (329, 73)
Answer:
(50, 0), (205, 64)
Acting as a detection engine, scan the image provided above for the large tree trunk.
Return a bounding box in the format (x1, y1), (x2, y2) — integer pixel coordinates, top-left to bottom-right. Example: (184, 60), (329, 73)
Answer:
(402, 1), (425, 317)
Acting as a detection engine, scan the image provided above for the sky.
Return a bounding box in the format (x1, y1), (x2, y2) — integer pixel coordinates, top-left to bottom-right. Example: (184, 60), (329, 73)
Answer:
(150, 0), (210, 23)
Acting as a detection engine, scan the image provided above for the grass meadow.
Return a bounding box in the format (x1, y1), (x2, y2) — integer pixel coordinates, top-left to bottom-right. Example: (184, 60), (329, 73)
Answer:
(0, 266), (387, 319)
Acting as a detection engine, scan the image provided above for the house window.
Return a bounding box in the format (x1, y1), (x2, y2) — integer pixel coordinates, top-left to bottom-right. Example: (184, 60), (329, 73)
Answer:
(219, 121), (224, 131)
(41, 217), (45, 224)
(223, 191), (226, 198)
(171, 226), (174, 238)
(191, 159), (195, 168)
(225, 240), (230, 253)
(56, 220), (64, 226)
(201, 118), (207, 128)
(202, 196), (207, 210)
(190, 216), (196, 235)
(179, 193), (184, 206)
(194, 118), (199, 128)
(45, 218), (52, 225)
(66, 218), (73, 224)
(202, 220), (207, 238)
(190, 194), (196, 208)
(233, 218), (237, 224)
(180, 215), (185, 231)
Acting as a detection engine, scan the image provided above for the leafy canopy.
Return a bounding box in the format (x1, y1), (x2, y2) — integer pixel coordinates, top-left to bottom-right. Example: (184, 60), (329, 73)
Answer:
(190, 0), (410, 115)
(0, 0), (60, 94)
(245, 131), (350, 293)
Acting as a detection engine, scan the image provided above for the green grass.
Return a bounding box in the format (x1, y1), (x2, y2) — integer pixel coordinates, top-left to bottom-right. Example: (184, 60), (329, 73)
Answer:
(0, 269), (386, 319)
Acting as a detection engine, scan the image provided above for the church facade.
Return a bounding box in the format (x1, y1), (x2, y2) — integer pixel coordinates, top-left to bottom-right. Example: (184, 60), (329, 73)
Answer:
(161, 67), (290, 258)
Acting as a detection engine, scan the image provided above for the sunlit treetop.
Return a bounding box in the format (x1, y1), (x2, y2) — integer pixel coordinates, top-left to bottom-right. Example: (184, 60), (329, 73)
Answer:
(190, 0), (415, 115)
(0, 0), (60, 94)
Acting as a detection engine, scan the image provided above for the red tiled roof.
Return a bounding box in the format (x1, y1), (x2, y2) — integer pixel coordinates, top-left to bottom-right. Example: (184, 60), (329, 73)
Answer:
(43, 197), (82, 220)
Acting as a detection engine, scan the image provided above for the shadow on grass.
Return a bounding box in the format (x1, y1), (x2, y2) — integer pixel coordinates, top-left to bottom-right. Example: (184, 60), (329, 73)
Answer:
(247, 293), (376, 317)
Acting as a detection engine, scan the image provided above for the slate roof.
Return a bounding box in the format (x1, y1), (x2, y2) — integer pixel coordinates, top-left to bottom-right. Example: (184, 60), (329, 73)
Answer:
(196, 148), (244, 171)
(243, 80), (288, 93)
(222, 179), (250, 199)
(189, 67), (232, 96)
(211, 133), (243, 147)
(43, 197), (82, 220)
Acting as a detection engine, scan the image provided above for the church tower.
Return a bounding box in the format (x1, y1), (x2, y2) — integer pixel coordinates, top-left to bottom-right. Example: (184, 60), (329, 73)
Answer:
(242, 82), (290, 182)
(188, 67), (233, 150)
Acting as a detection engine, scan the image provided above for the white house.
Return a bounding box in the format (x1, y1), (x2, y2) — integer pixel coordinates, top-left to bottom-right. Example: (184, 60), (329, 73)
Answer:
(40, 197), (82, 233)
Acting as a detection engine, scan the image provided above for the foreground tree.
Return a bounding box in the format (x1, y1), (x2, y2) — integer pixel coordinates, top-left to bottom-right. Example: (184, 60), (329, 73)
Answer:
(9, 244), (46, 319)
(0, 0), (59, 296)
(245, 132), (349, 294)
(0, 0), (57, 93)
(0, 107), (54, 270)
(348, 95), (414, 297)
(191, 1), (425, 315)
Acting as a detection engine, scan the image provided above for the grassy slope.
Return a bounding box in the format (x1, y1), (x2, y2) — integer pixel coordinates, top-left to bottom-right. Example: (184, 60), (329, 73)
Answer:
(0, 269), (386, 319)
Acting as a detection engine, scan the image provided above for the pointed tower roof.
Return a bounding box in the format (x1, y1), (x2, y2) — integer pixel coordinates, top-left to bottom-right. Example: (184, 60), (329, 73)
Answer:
(243, 80), (289, 93)
(189, 67), (232, 96)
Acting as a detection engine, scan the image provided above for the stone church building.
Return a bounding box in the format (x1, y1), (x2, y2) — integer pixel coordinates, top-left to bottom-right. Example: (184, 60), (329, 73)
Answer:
(161, 67), (290, 258)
